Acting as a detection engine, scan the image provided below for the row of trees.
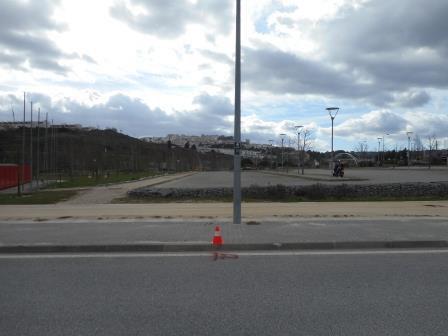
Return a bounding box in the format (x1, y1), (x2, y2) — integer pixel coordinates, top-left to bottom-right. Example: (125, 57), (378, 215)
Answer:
(0, 128), (234, 181)
(355, 134), (447, 168)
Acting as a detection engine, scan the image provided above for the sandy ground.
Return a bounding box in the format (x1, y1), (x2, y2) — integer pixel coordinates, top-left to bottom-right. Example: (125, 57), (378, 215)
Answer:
(1, 201), (447, 221)
(60, 172), (196, 204)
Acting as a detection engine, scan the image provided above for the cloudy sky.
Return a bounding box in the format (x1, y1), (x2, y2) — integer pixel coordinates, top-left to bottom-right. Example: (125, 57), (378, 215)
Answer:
(0, 0), (447, 151)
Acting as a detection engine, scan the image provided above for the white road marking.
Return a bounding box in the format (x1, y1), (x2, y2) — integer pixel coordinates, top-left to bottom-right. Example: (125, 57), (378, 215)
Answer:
(1, 249), (448, 259)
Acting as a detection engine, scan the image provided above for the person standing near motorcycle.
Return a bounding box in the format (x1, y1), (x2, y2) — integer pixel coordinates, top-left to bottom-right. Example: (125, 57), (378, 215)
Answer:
(333, 161), (340, 177)
(339, 161), (344, 177)
(333, 160), (345, 177)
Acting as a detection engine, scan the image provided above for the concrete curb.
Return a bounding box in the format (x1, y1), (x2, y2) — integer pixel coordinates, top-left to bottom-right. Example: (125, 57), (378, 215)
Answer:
(1, 240), (448, 254)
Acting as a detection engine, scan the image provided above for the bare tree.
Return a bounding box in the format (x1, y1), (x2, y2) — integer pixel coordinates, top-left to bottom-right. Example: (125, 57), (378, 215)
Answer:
(301, 129), (313, 174)
(413, 134), (424, 160)
(354, 141), (368, 159)
(427, 135), (437, 169)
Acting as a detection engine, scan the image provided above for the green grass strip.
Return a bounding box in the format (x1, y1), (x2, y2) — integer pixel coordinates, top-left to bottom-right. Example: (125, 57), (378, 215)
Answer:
(0, 190), (78, 205)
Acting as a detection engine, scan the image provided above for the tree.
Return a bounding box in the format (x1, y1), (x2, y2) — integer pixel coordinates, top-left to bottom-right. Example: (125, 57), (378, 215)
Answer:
(191, 144), (197, 151)
(301, 129), (313, 174)
(354, 141), (368, 159)
(184, 141), (190, 149)
(413, 134), (424, 160)
(427, 135), (437, 169)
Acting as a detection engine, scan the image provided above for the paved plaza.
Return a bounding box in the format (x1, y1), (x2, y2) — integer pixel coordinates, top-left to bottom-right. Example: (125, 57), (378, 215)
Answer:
(155, 167), (448, 189)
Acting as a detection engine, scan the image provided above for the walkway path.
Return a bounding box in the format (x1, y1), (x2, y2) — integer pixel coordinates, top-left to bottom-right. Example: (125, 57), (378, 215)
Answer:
(61, 172), (196, 204)
(1, 200), (447, 221)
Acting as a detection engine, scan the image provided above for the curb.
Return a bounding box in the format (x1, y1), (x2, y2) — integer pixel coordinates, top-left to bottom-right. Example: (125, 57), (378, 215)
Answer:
(1, 240), (448, 254)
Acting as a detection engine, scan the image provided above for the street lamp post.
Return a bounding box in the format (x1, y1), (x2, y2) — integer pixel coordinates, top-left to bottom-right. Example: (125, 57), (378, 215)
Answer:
(30, 101), (33, 192)
(295, 125), (303, 175)
(233, 0), (242, 224)
(280, 134), (286, 170)
(377, 137), (382, 166)
(326, 107), (339, 169)
(406, 131), (413, 168)
(383, 133), (389, 165)
(21, 92), (25, 193)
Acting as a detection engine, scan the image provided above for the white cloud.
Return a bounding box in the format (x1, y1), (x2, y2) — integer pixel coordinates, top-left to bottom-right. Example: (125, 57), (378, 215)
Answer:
(0, 0), (447, 152)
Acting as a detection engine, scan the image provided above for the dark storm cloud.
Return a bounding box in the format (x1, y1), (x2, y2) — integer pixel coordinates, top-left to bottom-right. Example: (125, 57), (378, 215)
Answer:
(110, 0), (233, 39)
(398, 91), (431, 108)
(245, 0), (448, 107)
(326, 0), (448, 56)
(0, 0), (65, 32)
(0, 92), (232, 137)
(0, 52), (26, 70)
(0, 0), (93, 74)
(317, 0), (448, 104)
(242, 47), (392, 103)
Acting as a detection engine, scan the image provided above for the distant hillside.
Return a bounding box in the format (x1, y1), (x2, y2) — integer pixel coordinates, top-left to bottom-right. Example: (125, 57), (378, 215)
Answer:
(0, 127), (233, 174)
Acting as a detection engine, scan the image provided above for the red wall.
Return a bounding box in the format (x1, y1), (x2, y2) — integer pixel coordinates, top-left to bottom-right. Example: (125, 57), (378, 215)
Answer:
(0, 165), (31, 190)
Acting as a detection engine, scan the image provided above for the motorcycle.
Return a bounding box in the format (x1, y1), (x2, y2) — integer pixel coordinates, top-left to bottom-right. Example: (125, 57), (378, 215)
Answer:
(332, 162), (344, 177)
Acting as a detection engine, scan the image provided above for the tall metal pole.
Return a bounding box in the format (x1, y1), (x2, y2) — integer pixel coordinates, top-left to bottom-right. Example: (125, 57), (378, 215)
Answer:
(14, 104), (21, 196)
(383, 133), (390, 165)
(30, 101), (33, 191)
(21, 92), (26, 192)
(297, 132), (300, 174)
(53, 120), (57, 177)
(407, 132), (413, 168)
(295, 125), (303, 175)
(37, 108), (40, 188)
(331, 117), (334, 160)
(44, 113), (48, 172)
(281, 138), (284, 169)
(377, 137), (382, 165)
(13, 103), (20, 193)
(51, 119), (55, 177)
(302, 133), (306, 175)
(233, 0), (241, 224)
(280, 134), (286, 170)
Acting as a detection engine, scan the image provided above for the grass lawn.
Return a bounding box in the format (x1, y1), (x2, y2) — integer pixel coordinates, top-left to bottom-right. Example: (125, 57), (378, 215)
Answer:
(0, 190), (78, 205)
(46, 171), (161, 189)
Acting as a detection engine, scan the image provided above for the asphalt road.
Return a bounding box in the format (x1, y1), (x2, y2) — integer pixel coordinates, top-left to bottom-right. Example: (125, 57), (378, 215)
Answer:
(1, 250), (448, 335)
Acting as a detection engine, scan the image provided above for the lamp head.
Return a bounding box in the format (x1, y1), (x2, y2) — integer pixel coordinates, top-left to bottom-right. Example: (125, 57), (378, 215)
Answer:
(326, 107), (339, 118)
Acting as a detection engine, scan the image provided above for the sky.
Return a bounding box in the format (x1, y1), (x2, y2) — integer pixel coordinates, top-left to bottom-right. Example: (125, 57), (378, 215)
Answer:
(0, 0), (447, 152)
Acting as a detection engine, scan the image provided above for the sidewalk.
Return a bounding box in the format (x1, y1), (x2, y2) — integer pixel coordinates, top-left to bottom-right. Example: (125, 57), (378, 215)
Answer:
(1, 216), (448, 253)
(0, 200), (447, 221)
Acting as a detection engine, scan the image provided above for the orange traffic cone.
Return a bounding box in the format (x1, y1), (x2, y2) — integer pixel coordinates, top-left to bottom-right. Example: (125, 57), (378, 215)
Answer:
(212, 225), (223, 247)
